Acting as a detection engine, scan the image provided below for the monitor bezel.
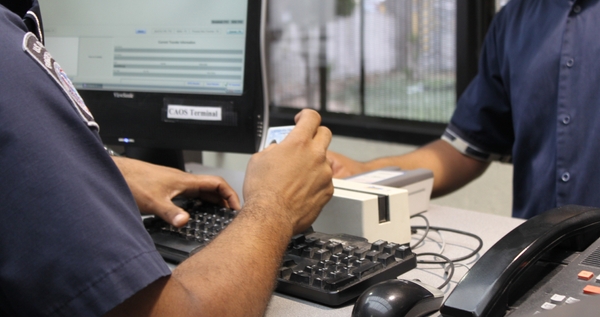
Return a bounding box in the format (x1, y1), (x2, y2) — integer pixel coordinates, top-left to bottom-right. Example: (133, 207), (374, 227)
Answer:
(76, 0), (268, 159)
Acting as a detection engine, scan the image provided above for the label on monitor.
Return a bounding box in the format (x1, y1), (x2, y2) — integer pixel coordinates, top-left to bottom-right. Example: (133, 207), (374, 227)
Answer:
(166, 105), (222, 121)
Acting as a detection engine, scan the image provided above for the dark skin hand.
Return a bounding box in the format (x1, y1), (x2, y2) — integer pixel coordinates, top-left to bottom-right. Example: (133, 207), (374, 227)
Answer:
(105, 109), (333, 317)
(112, 156), (241, 227)
(242, 110), (335, 234)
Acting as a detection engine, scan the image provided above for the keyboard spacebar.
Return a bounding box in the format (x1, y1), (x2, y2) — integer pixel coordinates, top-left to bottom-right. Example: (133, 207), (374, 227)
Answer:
(150, 232), (203, 263)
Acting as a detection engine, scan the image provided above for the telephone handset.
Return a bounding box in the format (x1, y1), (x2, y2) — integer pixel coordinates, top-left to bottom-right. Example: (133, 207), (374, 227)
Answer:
(440, 205), (600, 317)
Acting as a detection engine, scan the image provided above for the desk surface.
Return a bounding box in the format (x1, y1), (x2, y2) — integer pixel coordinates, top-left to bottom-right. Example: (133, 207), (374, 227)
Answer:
(264, 204), (525, 317)
(186, 163), (525, 316)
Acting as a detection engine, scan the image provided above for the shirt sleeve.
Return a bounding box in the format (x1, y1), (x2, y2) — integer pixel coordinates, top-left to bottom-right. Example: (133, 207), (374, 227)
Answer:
(443, 8), (514, 163)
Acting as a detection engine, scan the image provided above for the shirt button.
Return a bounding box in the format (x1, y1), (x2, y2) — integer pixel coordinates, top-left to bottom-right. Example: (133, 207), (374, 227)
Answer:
(562, 115), (571, 125)
(561, 172), (571, 182)
(566, 58), (575, 67)
(573, 5), (582, 13)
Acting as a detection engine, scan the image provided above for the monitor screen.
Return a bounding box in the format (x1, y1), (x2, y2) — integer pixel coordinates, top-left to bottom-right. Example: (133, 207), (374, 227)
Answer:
(39, 0), (267, 169)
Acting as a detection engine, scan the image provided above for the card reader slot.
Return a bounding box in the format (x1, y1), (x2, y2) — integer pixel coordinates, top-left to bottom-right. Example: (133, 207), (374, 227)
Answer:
(338, 188), (390, 222)
(376, 195), (389, 223)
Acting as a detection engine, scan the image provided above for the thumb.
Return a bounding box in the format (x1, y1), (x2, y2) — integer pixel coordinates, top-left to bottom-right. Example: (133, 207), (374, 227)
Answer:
(155, 203), (190, 227)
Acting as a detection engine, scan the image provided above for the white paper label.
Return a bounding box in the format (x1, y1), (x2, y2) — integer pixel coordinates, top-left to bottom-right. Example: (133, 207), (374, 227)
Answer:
(166, 105), (222, 121)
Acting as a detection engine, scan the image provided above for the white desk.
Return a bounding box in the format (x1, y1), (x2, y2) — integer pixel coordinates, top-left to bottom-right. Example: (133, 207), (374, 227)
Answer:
(185, 163), (525, 316)
(264, 205), (525, 317)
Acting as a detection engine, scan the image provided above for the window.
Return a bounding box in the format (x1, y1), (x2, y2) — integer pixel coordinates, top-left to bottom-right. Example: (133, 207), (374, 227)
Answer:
(267, 0), (496, 145)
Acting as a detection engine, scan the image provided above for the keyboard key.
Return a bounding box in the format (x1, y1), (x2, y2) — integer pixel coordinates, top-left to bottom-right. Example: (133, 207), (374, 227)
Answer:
(281, 257), (297, 268)
(365, 250), (381, 262)
(351, 261), (384, 279)
(354, 247), (370, 259)
(317, 260), (335, 269)
(291, 234), (306, 246)
(383, 243), (399, 254)
(395, 245), (412, 258)
(371, 240), (388, 252)
(325, 242), (343, 254)
(304, 236), (319, 246)
(342, 255), (358, 266)
(330, 253), (344, 264)
(314, 240), (327, 249)
(377, 253), (396, 267)
(338, 266), (352, 275)
(312, 249), (332, 261)
(291, 244), (307, 256)
(342, 245), (358, 255)
(316, 268), (328, 278)
(302, 247), (316, 259)
(303, 265), (318, 274)
(278, 267), (293, 279)
(312, 277), (326, 289)
(325, 274), (358, 291)
(290, 271), (311, 285)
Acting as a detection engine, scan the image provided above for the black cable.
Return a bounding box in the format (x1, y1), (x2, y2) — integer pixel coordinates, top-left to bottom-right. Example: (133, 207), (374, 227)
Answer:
(411, 225), (483, 263)
(416, 252), (455, 289)
(409, 214), (430, 249)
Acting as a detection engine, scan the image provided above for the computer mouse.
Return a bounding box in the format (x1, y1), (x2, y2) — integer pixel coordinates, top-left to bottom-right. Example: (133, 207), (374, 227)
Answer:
(351, 279), (444, 317)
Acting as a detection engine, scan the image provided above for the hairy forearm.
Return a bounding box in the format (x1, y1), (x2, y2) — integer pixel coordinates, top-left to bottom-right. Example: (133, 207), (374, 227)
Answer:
(166, 199), (293, 316)
(105, 199), (295, 317)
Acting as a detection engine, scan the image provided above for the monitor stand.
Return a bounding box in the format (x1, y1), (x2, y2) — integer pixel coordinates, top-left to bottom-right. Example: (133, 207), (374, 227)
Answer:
(123, 145), (187, 171)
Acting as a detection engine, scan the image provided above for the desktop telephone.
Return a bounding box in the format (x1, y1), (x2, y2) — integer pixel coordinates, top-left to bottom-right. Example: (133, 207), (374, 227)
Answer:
(439, 205), (600, 317)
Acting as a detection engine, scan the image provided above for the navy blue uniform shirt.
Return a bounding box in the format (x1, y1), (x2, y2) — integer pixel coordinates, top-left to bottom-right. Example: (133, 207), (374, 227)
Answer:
(443, 0), (600, 219)
(0, 1), (170, 316)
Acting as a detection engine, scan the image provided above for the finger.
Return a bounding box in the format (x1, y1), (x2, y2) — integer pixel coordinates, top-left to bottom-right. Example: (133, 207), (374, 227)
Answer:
(326, 156), (334, 168)
(286, 109), (321, 141)
(187, 187), (241, 211)
(294, 109), (321, 130)
(214, 183), (241, 210)
(326, 152), (346, 177)
(312, 126), (332, 152)
(198, 186), (242, 210)
(180, 175), (241, 210)
(195, 192), (230, 208)
(293, 108), (321, 125)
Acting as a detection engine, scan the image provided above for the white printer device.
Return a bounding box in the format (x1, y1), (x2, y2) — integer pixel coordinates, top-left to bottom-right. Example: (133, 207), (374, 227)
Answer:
(311, 168), (433, 245)
(345, 167), (434, 216)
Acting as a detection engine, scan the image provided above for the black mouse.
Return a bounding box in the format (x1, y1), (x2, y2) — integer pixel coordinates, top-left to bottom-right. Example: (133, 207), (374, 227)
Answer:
(351, 279), (444, 317)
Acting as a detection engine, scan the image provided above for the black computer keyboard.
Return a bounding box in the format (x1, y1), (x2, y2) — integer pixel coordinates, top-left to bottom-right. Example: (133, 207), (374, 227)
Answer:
(143, 199), (417, 307)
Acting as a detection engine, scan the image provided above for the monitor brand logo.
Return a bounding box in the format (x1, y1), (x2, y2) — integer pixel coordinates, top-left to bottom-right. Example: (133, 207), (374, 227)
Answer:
(114, 92), (135, 99)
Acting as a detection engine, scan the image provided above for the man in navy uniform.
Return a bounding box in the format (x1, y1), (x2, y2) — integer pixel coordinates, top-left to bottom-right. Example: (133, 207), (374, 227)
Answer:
(0, 1), (334, 316)
(329, 0), (600, 219)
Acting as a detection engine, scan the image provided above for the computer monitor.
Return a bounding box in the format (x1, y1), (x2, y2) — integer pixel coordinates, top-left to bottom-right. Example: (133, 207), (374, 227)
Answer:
(39, 0), (268, 169)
